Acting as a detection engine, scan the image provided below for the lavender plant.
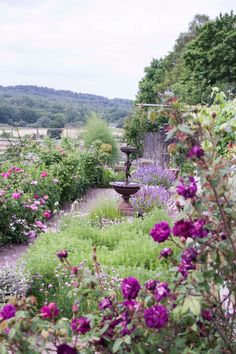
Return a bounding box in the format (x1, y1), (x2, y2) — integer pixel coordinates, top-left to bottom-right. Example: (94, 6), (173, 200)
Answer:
(132, 164), (175, 188)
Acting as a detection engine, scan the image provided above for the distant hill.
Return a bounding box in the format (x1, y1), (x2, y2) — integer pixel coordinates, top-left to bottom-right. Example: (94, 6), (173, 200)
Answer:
(0, 85), (133, 128)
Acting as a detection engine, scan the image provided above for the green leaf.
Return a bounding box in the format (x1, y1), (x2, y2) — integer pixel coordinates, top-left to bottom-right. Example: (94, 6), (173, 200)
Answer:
(112, 338), (123, 353)
(178, 124), (194, 135)
(188, 296), (201, 316)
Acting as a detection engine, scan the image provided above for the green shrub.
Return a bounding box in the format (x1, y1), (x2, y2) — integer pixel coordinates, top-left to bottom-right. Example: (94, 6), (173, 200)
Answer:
(25, 208), (178, 313)
(83, 112), (119, 164)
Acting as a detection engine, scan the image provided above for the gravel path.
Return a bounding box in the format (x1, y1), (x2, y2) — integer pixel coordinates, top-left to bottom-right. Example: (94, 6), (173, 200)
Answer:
(0, 188), (118, 268)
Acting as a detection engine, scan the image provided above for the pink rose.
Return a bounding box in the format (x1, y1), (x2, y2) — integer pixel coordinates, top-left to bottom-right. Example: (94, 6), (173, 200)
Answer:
(12, 192), (22, 200)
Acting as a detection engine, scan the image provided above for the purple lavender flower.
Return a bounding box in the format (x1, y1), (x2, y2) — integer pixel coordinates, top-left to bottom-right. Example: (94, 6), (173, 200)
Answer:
(176, 177), (197, 199)
(154, 282), (170, 302)
(71, 316), (90, 334)
(132, 164), (175, 188)
(160, 247), (173, 258)
(181, 248), (197, 263)
(187, 145), (204, 159)
(145, 279), (158, 291)
(150, 221), (171, 243)
(56, 250), (68, 259)
(99, 297), (112, 310)
(178, 261), (196, 278)
(0, 304), (16, 321)
(172, 219), (194, 239)
(121, 277), (141, 300)
(144, 305), (168, 329)
(131, 185), (172, 214)
(191, 219), (209, 238)
(57, 344), (77, 354)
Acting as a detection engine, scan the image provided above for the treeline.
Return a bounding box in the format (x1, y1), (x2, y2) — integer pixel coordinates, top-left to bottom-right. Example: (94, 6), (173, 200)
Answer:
(0, 85), (133, 128)
(136, 12), (236, 104)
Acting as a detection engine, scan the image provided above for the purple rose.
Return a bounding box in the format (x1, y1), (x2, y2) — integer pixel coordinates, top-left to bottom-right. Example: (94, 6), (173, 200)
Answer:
(0, 304), (16, 321)
(56, 250), (68, 259)
(150, 221), (171, 243)
(144, 305), (168, 329)
(181, 248), (197, 263)
(121, 277), (141, 300)
(122, 300), (140, 312)
(191, 219), (209, 238)
(145, 279), (158, 291)
(176, 177), (197, 199)
(172, 219), (194, 239)
(71, 316), (90, 334)
(178, 261), (196, 278)
(201, 309), (213, 321)
(160, 247), (173, 258)
(187, 145), (204, 159)
(99, 297), (112, 310)
(57, 344), (77, 354)
(155, 282), (170, 302)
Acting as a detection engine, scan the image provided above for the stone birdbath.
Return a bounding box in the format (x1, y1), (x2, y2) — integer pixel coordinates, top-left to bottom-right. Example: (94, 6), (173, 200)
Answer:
(110, 146), (140, 216)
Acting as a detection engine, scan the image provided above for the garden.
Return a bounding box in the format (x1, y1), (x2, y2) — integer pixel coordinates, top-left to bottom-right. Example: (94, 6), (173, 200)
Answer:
(0, 91), (236, 354)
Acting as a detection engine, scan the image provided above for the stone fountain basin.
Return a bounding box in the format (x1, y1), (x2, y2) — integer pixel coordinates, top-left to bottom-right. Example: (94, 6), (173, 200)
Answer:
(120, 146), (137, 154)
(110, 181), (140, 195)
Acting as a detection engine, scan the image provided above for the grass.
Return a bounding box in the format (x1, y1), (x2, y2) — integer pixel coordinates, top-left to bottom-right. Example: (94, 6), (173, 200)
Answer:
(87, 198), (122, 222)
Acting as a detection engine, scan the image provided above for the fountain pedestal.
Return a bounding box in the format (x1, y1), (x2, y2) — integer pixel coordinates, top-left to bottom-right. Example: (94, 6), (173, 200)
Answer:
(110, 146), (140, 216)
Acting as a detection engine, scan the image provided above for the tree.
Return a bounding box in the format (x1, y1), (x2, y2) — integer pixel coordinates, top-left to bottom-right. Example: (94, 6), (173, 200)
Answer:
(181, 12), (236, 103)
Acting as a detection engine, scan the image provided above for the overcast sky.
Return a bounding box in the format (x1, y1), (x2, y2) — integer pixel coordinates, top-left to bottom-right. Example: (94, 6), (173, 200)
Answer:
(0, 0), (235, 99)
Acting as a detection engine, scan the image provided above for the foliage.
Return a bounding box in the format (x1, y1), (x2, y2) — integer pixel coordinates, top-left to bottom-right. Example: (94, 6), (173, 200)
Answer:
(136, 12), (236, 105)
(47, 128), (63, 139)
(0, 85), (132, 127)
(87, 199), (122, 228)
(83, 113), (119, 163)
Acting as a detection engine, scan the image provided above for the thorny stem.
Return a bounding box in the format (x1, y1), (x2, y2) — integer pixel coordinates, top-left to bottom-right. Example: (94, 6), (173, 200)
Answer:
(92, 246), (104, 293)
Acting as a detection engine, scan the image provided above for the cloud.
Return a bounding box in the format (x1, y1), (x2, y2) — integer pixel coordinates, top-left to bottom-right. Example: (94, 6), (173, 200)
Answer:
(0, 0), (235, 98)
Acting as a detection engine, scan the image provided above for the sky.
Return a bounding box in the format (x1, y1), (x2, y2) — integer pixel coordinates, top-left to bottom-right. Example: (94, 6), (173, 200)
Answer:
(0, 0), (235, 99)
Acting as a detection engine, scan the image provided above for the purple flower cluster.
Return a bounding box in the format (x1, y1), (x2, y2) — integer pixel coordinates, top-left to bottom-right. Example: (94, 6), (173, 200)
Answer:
(144, 305), (168, 329)
(132, 164), (176, 188)
(121, 277), (141, 300)
(0, 304), (16, 321)
(155, 282), (170, 302)
(187, 145), (204, 159)
(131, 185), (172, 214)
(71, 316), (91, 334)
(177, 177), (197, 199)
(150, 221), (171, 243)
(172, 219), (208, 240)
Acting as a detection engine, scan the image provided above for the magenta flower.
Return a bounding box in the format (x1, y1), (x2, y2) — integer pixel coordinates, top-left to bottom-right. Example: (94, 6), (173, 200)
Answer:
(41, 171), (48, 177)
(121, 277), (141, 300)
(201, 309), (213, 321)
(144, 305), (168, 329)
(178, 261), (196, 278)
(155, 282), (170, 302)
(172, 219), (194, 239)
(71, 316), (90, 334)
(176, 177), (197, 199)
(191, 219), (209, 238)
(14, 167), (24, 173)
(57, 344), (77, 354)
(40, 302), (59, 319)
(12, 192), (22, 200)
(57, 250), (68, 259)
(99, 297), (112, 310)
(160, 247), (173, 258)
(34, 220), (47, 231)
(0, 304), (16, 321)
(43, 210), (52, 219)
(150, 221), (171, 243)
(122, 300), (140, 312)
(27, 230), (36, 238)
(2, 172), (11, 178)
(29, 204), (38, 211)
(181, 248), (197, 263)
(145, 279), (158, 291)
(187, 145), (204, 159)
